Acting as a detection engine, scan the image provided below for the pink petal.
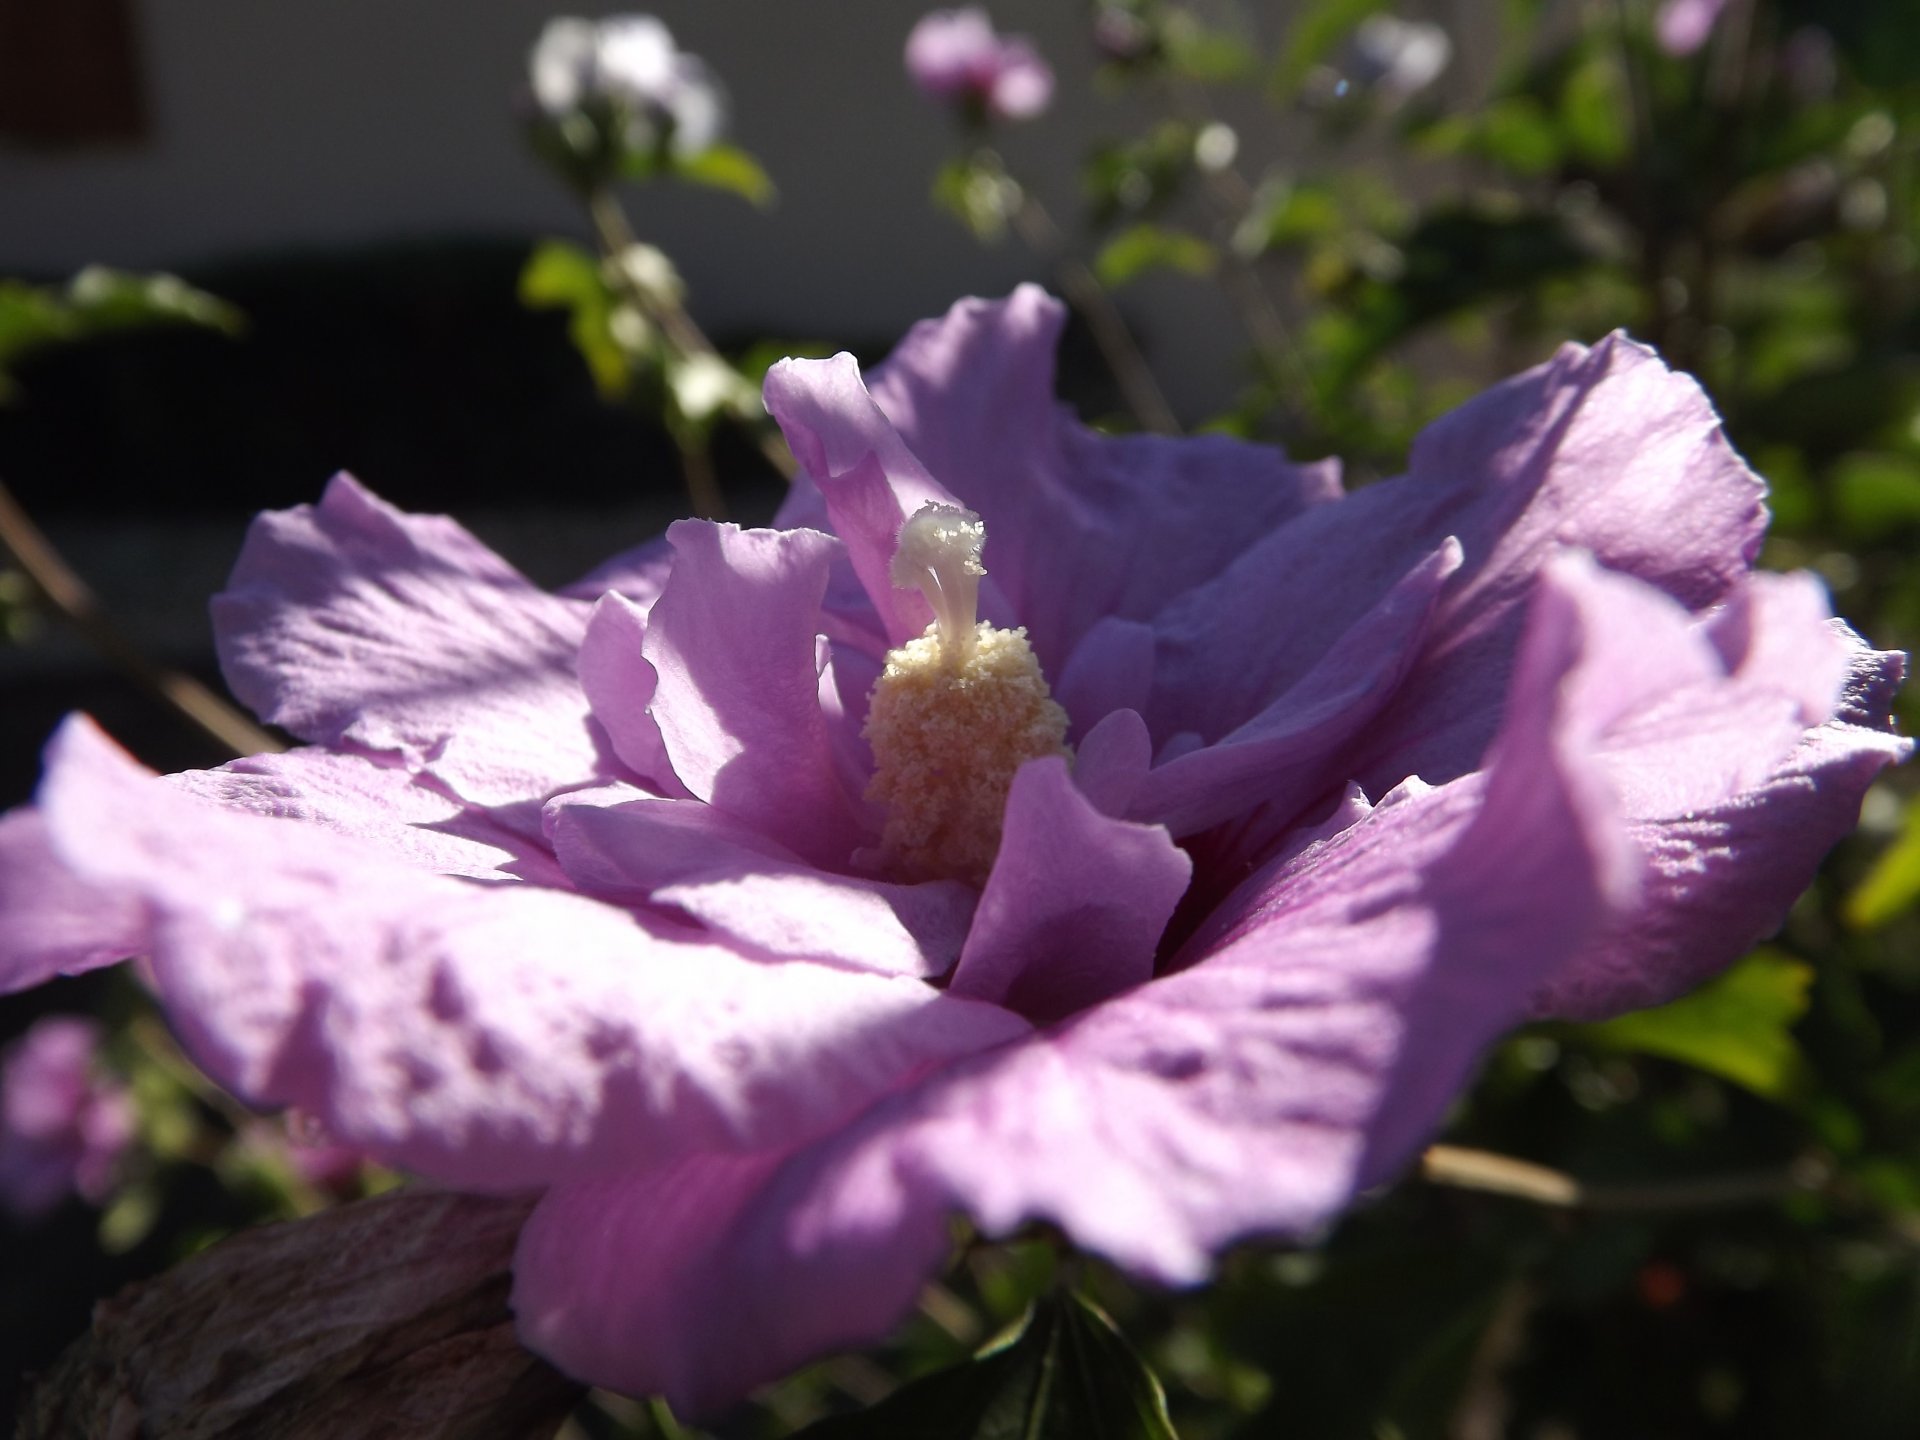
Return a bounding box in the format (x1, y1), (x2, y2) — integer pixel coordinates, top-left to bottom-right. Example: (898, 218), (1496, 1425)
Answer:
(1053, 616), (1156, 741)
(866, 287), (1341, 674)
(1530, 567), (1910, 1017)
(1150, 334), (1767, 788)
(987, 40), (1054, 119)
(0, 809), (145, 994)
(641, 521), (869, 868)
(1656, 0), (1729, 55)
(1132, 539), (1459, 837)
(576, 591), (687, 796)
(508, 571), (1631, 1411)
(172, 746), (572, 886)
(948, 757), (1190, 1022)
(34, 717), (1029, 1188)
(548, 793), (973, 978)
(1071, 707), (1153, 818)
(212, 474), (608, 807)
(764, 357), (965, 646)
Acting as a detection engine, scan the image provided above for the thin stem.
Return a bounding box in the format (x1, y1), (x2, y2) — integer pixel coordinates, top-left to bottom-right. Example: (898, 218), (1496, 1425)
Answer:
(1003, 183), (1182, 434)
(665, 416), (728, 524)
(587, 189), (717, 369)
(584, 186), (797, 487)
(1161, 82), (1325, 415)
(1197, 176), (1324, 416)
(1420, 1143), (1817, 1213)
(0, 480), (280, 759)
(1450, 1276), (1534, 1440)
(1610, 0), (1676, 356)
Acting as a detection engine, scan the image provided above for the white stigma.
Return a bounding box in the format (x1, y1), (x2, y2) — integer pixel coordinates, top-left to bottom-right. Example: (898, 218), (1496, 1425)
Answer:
(864, 504), (1069, 885)
(891, 503), (986, 664)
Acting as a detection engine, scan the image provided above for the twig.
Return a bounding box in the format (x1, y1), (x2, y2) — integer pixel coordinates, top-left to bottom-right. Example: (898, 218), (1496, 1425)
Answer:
(1450, 1276), (1533, 1440)
(0, 479), (281, 759)
(1420, 1143), (1816, 1213)
(1006, 187), (1182, 435)
(585, 188), (796, 494)
(1161, 80), (1325, 415)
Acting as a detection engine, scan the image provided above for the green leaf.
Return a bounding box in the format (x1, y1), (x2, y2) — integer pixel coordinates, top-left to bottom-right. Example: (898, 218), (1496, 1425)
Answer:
(63, 266), (243, 335)
(791, 1291), (1178, 1440)
(1833, 452), (1920, 542)
(1095, 223), (1218, 288)
(674, 142), (777, 206)
(1847, 794), (1920, 929)
(1478, 96), (1563, 176)
(1559, 52), (1630, 166)
(0, 268), (241, 399)
(1571, 949), (1816, 1102)
(934, 158), (1019, 243)
(518, 239), (634, 398)
(1162, 18), (1260, 84)
(98, 1181), (163, 1255)
(518, 238), (606, 309)
(1084, 122), (1198, 226)
(1271, 0), (1389, 99)
(1232, 179), (1344, 258)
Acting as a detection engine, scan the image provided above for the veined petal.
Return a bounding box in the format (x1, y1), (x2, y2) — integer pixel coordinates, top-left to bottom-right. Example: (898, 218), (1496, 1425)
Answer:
(867, 286), (1341, 673)
(1132, 539), (1459, 837)
(1531, 573), (1910, 1018)
(0, 810), (145, 994)
(172, 747), (573, 888)
(212, 473), (607, 807)
(642, 521), (868, 868)
(506, 558), (1632, 1412)
(764, 358), (965, 646)
(948, 757), (1190, 1022)
(548, 794), (973, 978)
(34, 718), (1029, 1189)
(576, 591), (686, 796)
(1053, 616), (1156, 743)
(1151, 334), (1768, 786)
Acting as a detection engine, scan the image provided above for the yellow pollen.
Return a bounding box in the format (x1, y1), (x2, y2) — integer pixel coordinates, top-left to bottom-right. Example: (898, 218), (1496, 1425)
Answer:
(864, 620), (1069, 884)
(863, 502), (1069, 885)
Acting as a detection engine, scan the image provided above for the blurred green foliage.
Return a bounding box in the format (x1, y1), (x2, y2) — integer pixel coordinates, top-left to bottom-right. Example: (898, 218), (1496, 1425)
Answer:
(789, 1292), (1177, 1440)
(0, 268), (240, 404)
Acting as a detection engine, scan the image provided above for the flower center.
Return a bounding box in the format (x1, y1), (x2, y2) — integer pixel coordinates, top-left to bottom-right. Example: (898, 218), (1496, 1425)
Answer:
(863, 503), (1069, 884)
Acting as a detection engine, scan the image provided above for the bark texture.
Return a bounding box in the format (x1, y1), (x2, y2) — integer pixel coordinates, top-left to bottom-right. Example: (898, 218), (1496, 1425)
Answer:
(14, 1189), (582, 1439)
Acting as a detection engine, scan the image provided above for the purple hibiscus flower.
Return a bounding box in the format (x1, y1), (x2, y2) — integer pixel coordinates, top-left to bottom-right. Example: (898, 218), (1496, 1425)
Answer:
(906, 8), (1054, 122)
(0, 1016), (133, 1222)
(0, 287), (1906, 1411)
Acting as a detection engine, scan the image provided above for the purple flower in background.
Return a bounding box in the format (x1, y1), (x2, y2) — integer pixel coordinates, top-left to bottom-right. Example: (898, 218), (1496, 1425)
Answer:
(1656, 0), (1732, 57)
(0, 1016), (133, 1222)
(907, 8), (1054, 122)
(0, 288), (1906, 1410)
(529, 13), (723, 155)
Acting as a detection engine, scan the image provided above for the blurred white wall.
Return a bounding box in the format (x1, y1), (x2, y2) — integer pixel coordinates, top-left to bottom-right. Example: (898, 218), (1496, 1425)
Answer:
(0, 2), (1479, 419)
(2, 2), (1242, 413)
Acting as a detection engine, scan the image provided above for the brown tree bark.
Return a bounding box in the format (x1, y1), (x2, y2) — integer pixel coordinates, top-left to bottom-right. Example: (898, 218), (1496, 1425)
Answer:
(14, 1189), (583, 1440)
